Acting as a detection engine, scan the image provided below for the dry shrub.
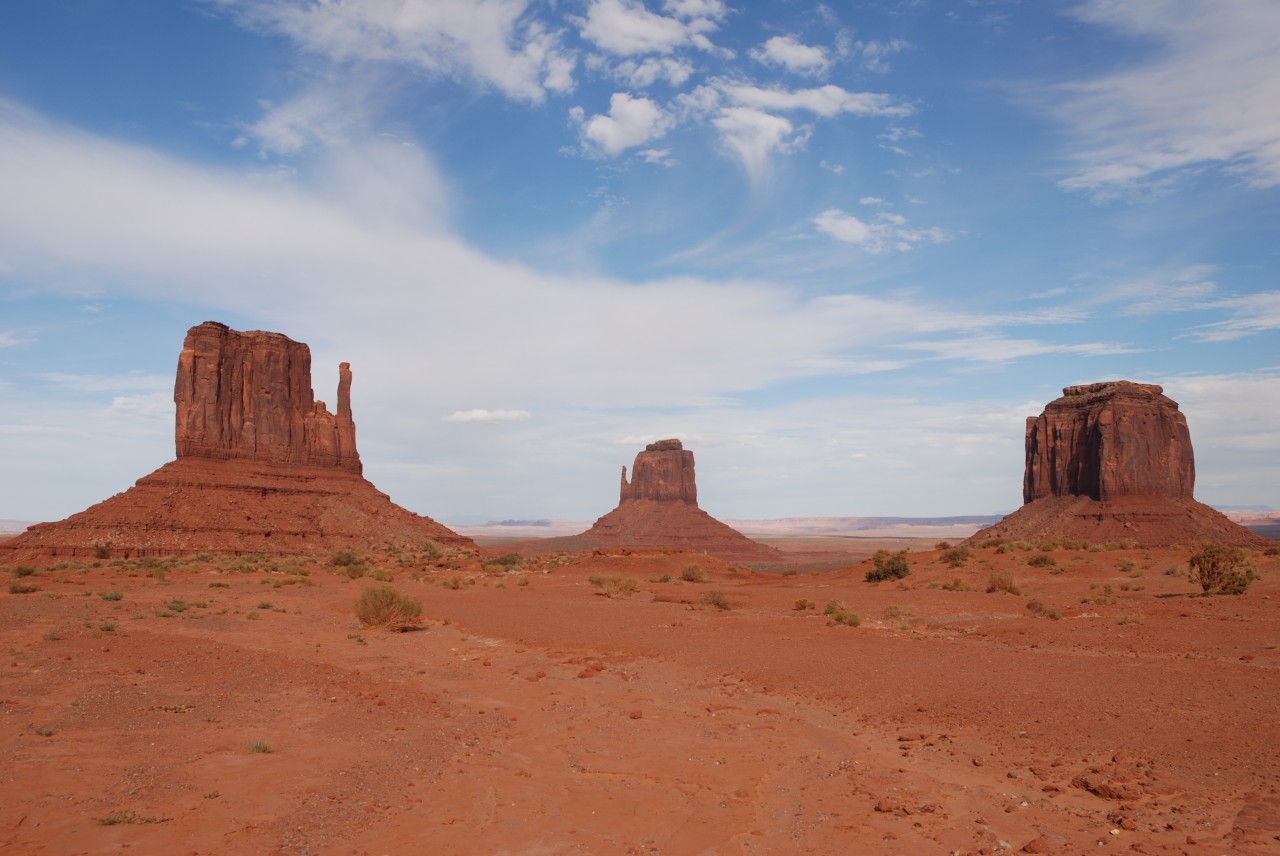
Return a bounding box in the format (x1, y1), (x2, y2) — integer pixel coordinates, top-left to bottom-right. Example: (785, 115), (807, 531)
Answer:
(700, 590), (730, 610)
(793, 598), (816, 611)
(986, 571), (1021, 595)
(1188, 543), (1257, 595)
(1027, 554), (1057, 568)
(354, 585), (423, 630)
(827, 608), (860, 627)
(940, 545), (972, 568)
(589, 575), (638, 599)
(1026, 599), (1061, 620)
(681, 563), (706, 582)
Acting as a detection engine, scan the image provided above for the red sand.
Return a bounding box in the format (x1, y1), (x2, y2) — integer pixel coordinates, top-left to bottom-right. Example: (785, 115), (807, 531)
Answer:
(2, 540), (1279, 854)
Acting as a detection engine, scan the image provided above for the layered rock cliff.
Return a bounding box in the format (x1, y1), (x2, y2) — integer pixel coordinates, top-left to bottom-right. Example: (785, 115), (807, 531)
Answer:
(175, 321), (361, 472)
(584, 439), (782, 562)
(973, 381), (1268, 548)
(3, 322), (470, 560)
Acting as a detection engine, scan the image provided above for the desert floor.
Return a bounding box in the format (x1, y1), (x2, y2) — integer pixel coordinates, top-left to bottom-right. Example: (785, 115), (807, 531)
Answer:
(2, 539), (1279, 855)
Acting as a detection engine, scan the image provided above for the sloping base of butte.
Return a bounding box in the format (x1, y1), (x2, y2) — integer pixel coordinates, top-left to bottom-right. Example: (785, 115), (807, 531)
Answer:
(969, 495), (1271, 549)
(2, 458), (472, 562)
(583, 500), (783, 563)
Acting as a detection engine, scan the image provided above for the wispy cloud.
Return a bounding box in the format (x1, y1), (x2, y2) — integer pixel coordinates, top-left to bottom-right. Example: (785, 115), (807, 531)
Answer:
(212, 0), (576, 102)
(749, 35), (830, 76)
(578, 0), (726, 56)
(443, 409), (532, 423)
(1189, 291), (1280, 342)
(1054, 0), (1280, 196)
(38, 371), (171, 393)
(811, 208), (951, 253)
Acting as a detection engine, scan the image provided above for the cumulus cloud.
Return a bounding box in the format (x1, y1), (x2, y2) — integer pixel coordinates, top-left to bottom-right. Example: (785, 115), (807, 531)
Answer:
(578, 0), (724, 56)
(576, 92), (676, 156)
(443, 409), (532, 423)
(811, 208), (951, 253)
(211, 0), (576, 102)
(749, 36), (830, 76)
(1054, 0), (1280, 195)
(712, 107), (804, 182)
(609, 56), (695, 87)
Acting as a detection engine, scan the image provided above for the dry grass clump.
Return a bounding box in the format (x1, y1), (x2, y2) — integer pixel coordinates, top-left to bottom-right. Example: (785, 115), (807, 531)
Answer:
(940, 577), (971, 592)
(827, 608), (861, 627)
(940, 545), (972, 568)
(1027, 554), (1057, 569)
(589, 575), (638, 599)
(1026, 599), (1061, 620)
(700, 589), (730, 610)
(1188, 543), (1257, 595)
(986, 571), (1021, 595)
(681, 563), (706, 582)
(354, 585), (423, 630)
(793, 598), (817, 611)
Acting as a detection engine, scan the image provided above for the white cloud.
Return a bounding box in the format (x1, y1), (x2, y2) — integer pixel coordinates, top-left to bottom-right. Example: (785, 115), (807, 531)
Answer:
(212, 0), (576, 103)
(855, 38), (908, 73)
(38, 372), (171, 393)
(811, 208), (951, 253)
(0, 331), (19, 348)
(639, 147), (675, 165)
(610, 56), (695, 87)
(819, 160), (843, 174)
(711, 107), (804, 183)
(577, 92), (676, 156)
(1055, 0), (1280, 195)
(246, 82), (383, 155)
(719, 82), (912, 119)
(579, 0), (722, 56)
(749, 36), (830, 76)
(443, 409), (532, 423)
(1190, 291), (1280, 342)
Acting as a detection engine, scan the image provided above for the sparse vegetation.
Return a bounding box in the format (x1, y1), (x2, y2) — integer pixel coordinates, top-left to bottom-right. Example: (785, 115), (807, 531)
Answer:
(354, 585), (423, 630)
(8, 582), (39, 594)
(330, 549), (360, 567)
(827, 608), (860, 627)
(700, 589), (730, 610)
(681, 563), (706, 583)
(940, 577), (972, 592)
(588, 575), (638, 599)
(865, 549), (910, 583)
(941, 545), (972, 568)
(96, 810), (168, 826)
(793, 598), (816, 611)
(986, 571), (1021, 595)
(11, 566), (36, 578)
(248, 740), (273, 753)
(1026, 600), (1061, 620)
(1188, 542), (1257, 595)
(823, 598), (847, 615)
(99, 590), (124, 601)
(1027, 554), (1057, 569)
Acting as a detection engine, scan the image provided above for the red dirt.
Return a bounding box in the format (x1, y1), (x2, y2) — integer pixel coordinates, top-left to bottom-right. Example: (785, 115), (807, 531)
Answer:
(2, 541), (1279, 854)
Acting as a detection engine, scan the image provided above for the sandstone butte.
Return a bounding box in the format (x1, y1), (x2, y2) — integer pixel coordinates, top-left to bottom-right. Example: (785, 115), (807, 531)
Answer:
(970, 380), (1269, 548)
(578, 439), (783, 563)
(1, 321), (471, 561)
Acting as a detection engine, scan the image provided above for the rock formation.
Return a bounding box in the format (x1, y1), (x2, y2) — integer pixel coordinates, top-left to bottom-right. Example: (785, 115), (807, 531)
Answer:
(971, 382), (1270, 548)
(3, 322), (470, 560)
(175, 321), (361, 472)
(581, 440), (782, 562)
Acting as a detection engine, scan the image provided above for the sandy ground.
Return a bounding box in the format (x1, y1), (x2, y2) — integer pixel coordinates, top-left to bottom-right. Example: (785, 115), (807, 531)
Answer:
(2, 541), (1279, 855)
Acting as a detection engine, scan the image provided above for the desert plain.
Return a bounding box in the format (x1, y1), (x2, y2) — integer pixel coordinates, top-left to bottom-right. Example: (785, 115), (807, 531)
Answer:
(3, 536), (1279, 855)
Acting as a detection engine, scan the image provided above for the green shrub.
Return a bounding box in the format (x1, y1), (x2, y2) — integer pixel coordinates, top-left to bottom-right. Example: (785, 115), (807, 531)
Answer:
(1188, 543), (1257, 595)
(865, 549), (910, 583)
(986, 571), (1020, 595)
(588, 575), (638, 599)
(354, 585), (423, 630)
(700, 590), (730, 610)
(681, 563), (706, 582)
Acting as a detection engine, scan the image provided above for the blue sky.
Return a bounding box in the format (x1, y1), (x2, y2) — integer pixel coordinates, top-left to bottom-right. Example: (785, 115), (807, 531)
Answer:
(1, 0), (1278, 524)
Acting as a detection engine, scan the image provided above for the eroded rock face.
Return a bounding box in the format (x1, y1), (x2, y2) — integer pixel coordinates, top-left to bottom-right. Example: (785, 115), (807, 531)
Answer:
(586, 439), (781, 562)
(972, 380), (1268, 548)
(620, 439), (697, 504)
(2, 322), (471, 560)
(175, 321), (360, 473)
(1023, 382), (1193, 503)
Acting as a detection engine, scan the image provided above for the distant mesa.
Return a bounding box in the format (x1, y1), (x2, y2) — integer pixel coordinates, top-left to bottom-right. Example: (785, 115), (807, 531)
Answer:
(971, 381), (1271, 548)
(580, 439), (783, 562)
(3, 321), (471, 561)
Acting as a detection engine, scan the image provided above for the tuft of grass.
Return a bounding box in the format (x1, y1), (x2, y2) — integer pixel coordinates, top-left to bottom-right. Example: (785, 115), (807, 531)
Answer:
(940, 545), (972, 569)
(354, 585), (423, 630)
(11, 566), (37, 578)
(1027, 554), (1057, 569)
(248, 740), (273, 754)
(940, 577), (971, 592)
(793, 598), (816, 611)
(9, 582), (39, 594)
(1026, 600), (1061, 620)
(99, 622), (116, 632)
(99, 591), (124, 601)
(96, 810), (168, 826)
(986, 571), (1021, 595)
(588, 575), (638, 599)
(681, 563), (706, 583)
(823, 598), (847, 615)
(700, 590), (730, 610)
(827, 608), (861, 627)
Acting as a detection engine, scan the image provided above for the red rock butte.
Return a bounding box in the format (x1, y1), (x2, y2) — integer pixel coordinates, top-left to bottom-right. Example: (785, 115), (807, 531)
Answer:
(579, 440), (783, 562)
(2, 322), (471, 561)
(971, 381), (1270, 548)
